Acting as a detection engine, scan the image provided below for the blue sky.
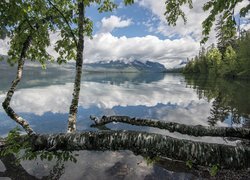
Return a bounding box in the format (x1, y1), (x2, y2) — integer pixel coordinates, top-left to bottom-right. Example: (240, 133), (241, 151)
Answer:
(87, 1), (167, 39)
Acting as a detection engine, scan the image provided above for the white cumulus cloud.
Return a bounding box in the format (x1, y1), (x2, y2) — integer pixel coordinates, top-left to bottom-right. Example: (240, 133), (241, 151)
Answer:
(84, 33), (199, 68)
(100, 15), (132, 33)
(1, 31), (200, 68)
(137, 0), (249, 42)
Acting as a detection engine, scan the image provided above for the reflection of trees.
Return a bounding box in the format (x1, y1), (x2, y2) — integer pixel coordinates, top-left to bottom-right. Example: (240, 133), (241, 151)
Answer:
(1, 73), (250, 178)
(184, 74), (250, 126)
(208, 93), (230, 126)
(0, 150), (76, 180)
(0, 154), (39, 180)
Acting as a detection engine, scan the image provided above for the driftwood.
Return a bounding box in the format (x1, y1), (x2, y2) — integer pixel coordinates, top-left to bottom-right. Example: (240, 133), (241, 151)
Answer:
(29, 131), (250, 169)
(90, 116), (250, 140)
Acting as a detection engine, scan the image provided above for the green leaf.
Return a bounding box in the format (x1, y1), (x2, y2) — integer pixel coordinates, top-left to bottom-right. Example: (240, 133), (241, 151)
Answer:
(186, 160), (193, 169)
(210, 164), (219, 176)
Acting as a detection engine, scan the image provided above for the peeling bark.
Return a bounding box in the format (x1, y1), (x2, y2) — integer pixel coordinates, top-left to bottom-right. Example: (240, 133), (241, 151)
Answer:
(30, 131), (250, 169)
(90, 116), (250, 140)
(68, 1), (84, 133)
(2, 35), (35, 135)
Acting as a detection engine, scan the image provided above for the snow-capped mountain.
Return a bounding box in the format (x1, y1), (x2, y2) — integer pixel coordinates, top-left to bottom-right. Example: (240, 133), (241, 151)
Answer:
(83, 60), (167, 73)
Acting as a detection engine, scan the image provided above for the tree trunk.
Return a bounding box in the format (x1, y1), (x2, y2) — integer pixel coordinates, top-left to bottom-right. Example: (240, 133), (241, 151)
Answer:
(2, 35), (35, 135)
(30, 131), (250, 169)
(90, 116), (250, 140)
(68, 1), (84, 133)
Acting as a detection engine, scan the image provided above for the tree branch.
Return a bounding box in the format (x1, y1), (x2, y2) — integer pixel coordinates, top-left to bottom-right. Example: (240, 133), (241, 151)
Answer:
(47, 0), (78, 47)
(90, 115), (250, 140)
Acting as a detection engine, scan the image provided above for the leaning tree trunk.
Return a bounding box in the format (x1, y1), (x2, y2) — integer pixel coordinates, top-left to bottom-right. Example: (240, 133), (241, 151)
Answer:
(90, 116), (250, 139)
(68, 1), (84, 133)
(29, 131), (250, 169)
(2, 35), (35, 135)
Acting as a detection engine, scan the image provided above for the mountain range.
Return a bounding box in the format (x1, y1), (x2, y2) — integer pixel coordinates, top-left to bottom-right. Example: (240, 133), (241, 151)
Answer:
(1, 55), (184, 73)
(83, 60), (167, 73)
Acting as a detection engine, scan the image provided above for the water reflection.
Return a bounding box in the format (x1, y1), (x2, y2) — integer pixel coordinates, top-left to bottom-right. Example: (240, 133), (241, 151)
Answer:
(1, 66), (250, 179)
(1, 66), (211, 136)
(1, 66), (249, 142)
(0, 150), (201, 180)
(184, 75), (250, 128)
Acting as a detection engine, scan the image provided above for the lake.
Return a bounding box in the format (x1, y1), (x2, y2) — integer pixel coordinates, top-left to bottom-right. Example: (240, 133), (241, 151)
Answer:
(0, 65), (250, 179)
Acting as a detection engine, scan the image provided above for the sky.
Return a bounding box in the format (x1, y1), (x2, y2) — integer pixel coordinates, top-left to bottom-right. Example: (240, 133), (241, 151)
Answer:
(0, 0), (249, 68)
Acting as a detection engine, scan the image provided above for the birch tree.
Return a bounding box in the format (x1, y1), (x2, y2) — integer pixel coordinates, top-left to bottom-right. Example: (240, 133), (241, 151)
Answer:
(0, 0), (58, 135)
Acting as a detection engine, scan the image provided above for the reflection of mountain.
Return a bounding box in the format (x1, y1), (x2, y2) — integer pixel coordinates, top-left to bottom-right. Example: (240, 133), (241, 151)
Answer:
(0, 73), (236, 145)
(83, 72), (166, 85)
(0, 73), (210, 132)
(83, 60), (167, 73)
(0, 65), (166, 92)
(0, 65), (74, 92)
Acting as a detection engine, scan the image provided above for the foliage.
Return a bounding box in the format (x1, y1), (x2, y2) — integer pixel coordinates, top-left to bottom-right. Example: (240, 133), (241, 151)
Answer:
(221, 46), (237, 76)
(237, 32), (250, 77)
(143, 156), (160, 166)
(210, 164), (220, 176)
(0, 0), (135, 66)
(207, 47), (222, 74)
(0, 0), (56, 67)
(0, 127), (77, 164)
(186, 160), (193, 169)
(0, 127), (26, 158)
(164, 0), (193, 25)
(164, 0), (250, 43)
(44, 0), (136, 64)
(183, 31), (250, 78)
(215, 15), (237, 55)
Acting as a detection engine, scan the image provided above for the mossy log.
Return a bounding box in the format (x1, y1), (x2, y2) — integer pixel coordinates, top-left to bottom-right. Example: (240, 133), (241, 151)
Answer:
(90, 116), (250, 140)
(30, 131), (250, 169)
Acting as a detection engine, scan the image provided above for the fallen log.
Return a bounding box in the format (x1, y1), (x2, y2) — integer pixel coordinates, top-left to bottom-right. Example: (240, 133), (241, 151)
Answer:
(29, 131), (250, 169)
(90, 116), (250, 140)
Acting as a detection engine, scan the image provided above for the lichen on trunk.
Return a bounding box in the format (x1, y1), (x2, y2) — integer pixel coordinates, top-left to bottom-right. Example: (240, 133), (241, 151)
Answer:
(67, 1), (85, 133)
(30, 131), (250, 169)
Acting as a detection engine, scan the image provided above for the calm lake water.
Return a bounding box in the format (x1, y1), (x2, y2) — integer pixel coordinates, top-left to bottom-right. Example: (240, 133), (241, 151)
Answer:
(0, 65), (250, 179)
